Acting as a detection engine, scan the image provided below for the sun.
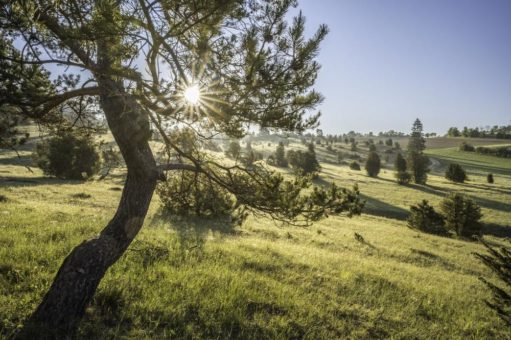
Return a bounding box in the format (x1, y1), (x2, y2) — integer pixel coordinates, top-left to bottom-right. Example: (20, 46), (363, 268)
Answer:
(183, 84), (201, 105)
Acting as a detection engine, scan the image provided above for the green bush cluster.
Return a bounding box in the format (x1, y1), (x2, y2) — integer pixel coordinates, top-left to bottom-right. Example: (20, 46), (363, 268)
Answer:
(158, 171), (235, 218)
(445, 163), (467, 183)
(365, 151), (381, 177)
(35, 131), (101, 180)
(349, 161), (361, 171)
(408, 193), (482, 238)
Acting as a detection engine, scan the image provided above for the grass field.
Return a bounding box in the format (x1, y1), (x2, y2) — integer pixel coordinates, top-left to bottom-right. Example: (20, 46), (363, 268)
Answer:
(1, 136), (511, 339)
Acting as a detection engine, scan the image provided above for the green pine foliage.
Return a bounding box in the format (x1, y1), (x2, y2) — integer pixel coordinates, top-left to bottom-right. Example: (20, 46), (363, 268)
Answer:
(407, 119), (429, 184)
(34, 131), (101, 180)
(475, 241), (511, 326)
(408, 151), (429, 185)
(394, 153), (410, 184)
(275, 142), (288, 167)
(487, 173), (494, 184)
(349, 161), (361, 170)
(445, 163), (467, 183)
(287, 143), (320, 176)
(365, 151), (381, 177)
(407, 200), (446, 235)
(158, 171), (235, 219)
(440, 193), (482, 238)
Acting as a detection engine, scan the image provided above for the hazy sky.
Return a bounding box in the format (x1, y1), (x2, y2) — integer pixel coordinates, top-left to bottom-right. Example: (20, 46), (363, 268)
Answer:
(295, 0), (511, 134)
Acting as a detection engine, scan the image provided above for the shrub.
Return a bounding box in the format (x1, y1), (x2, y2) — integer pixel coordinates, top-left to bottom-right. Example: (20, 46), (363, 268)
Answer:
(225, 140), (241, 159)
(336, 151), (344, 163)
(385, 138), (393, 147)
(407, 200), (446, 235)
(368, 144), (376, 152)
(440, 193), (482, 238)
(158, 171), (235, 218)
(349, 161), (361, 170)
(287, 144), (320, 176)
(445, 163), (467, 183)
(459, 142), (475, 152)
(365, 151), (381, 177)
(395, 171), (411, 185)
(35, 131), (101, 180)
(275, 142), (288, 167)
(476, 146), (511, 158)
(487, 173), (494, 184)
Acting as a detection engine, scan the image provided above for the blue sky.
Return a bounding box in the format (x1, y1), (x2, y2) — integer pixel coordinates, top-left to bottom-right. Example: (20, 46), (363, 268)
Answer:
(295, 0), (511, 134)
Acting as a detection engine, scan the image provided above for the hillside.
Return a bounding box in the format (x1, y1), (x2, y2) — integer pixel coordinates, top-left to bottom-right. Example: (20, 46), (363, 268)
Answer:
(1, 137), (510, 338)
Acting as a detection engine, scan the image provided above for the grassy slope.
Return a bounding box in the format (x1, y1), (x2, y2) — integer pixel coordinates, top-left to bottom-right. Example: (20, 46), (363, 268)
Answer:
(1, 138), (511, 339)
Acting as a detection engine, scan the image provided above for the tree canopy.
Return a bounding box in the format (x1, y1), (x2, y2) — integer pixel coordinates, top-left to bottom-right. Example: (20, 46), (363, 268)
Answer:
(0, 1), (363, 336)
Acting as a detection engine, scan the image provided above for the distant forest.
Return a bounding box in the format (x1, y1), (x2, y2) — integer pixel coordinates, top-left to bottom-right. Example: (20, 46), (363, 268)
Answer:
(446, 125), (511, 139)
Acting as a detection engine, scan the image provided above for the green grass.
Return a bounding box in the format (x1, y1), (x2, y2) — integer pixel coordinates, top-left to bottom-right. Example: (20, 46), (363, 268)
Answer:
(1, 138), (510, 339)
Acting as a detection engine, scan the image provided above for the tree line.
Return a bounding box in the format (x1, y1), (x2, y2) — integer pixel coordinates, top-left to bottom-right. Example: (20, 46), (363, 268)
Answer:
(447, 125), (511, 139)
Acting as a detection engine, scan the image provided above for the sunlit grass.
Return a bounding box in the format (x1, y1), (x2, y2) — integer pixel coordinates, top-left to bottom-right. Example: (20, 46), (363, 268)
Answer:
(0, 139), (510, 338)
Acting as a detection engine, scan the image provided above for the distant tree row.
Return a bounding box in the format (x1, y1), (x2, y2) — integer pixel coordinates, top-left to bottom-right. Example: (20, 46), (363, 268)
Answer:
(447, 125), (511, 139)
(460, 142), (511, 158)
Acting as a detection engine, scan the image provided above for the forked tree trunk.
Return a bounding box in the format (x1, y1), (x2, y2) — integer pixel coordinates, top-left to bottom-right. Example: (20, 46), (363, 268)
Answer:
(19, 80), (159, 338)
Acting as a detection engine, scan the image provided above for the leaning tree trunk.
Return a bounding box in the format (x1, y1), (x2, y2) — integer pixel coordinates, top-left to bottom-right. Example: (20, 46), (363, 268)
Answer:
(19, 79), (159, 338)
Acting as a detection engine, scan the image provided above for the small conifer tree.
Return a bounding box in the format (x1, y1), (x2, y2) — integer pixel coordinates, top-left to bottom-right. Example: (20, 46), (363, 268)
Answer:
(440, 193), (482, 238)
(408, 200), (445, 235)
(445, 163), (467, 183)
(365, 151), (381, 177)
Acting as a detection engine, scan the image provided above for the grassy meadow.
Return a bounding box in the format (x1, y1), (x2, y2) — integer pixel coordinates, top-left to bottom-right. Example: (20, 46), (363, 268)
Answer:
(1, 135), (511, 339)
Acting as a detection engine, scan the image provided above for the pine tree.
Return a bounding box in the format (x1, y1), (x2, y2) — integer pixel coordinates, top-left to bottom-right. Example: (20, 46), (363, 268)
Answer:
(440, 193), (482, 237)
(1, 2), (364, 334)
(475, 241), (511, 326)
(394, 153), (411, 184)
(487, 173), (494, 184)
(445, 163), (467, 183)
(409, 118), (426, 153)
(407, 119), (429, 184)
(275, 141), (288, 167)
(408, 200), (446, 235)
(365, 151), (381, 177)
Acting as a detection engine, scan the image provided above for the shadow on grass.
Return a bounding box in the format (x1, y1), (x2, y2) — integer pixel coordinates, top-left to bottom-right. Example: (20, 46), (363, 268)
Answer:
(360, 194), (409, 221)
(0, 153), (34, 167)
(482, 223), (511, 238)
(151, 210), (239, 237)
(0, 176), (84, 187)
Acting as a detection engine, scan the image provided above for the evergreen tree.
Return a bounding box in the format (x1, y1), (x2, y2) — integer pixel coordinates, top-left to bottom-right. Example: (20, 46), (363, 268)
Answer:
(407, 119), (429, 184)
(349, 161), (361, 170)
(35, 131), (101, 180)
(440, 193), (482, 237)
(226, 141), (241, 159)
(487, 173), (494, 184)
(287, 143), (320, 176)
(445, 163), (467, 183)
(1, 2), (364, 334)
(409, 118), (426, 153)
(475, 241), (511, 326)
(365, 151), (381, 177)
(394, 153), (411, 184)
(408, 151), (429, 184)
(275, 141), (288, 167)
(408, 200), (446, 235)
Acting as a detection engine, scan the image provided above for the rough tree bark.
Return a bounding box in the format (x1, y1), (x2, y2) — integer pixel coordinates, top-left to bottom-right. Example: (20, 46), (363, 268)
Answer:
(19, 77), (160, 338)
